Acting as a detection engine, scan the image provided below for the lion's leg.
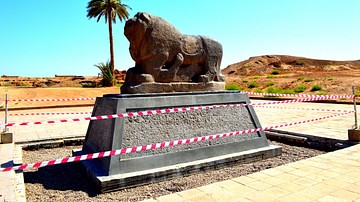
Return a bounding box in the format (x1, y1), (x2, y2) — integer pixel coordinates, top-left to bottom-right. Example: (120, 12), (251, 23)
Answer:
(158, 53), (183, 82)
(198, 56), (219, 82)
(141, 52), (170, 82)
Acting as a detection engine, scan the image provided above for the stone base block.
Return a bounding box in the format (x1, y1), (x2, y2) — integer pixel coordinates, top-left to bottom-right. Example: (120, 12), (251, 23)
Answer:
(120, 82), (225, 94)
(75, 145), (281, 193)
(348, 129), (360, 141)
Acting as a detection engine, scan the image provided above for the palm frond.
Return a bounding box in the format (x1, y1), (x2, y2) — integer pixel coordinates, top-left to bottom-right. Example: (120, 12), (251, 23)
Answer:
(87, 0), (131, 23)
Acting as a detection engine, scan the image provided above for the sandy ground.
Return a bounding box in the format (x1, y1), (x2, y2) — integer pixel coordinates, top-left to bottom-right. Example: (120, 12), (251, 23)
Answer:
(0, 87), (119, 108)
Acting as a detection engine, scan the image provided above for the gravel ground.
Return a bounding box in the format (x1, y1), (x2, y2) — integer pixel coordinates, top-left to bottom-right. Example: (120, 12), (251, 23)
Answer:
(23, 141), (325, 202)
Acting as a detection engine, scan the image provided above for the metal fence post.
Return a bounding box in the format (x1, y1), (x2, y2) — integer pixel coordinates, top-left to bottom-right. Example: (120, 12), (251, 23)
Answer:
(4, 94), (8, 132)
(352, 86), (358, 129)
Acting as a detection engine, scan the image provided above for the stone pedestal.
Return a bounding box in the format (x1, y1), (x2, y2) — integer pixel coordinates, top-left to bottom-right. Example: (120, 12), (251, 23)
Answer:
(120, 82), (225, 94)
(76, 91), (281, 192)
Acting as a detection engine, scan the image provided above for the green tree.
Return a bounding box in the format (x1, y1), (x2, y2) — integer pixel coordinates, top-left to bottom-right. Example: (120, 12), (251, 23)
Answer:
(87, 0), (130, 86)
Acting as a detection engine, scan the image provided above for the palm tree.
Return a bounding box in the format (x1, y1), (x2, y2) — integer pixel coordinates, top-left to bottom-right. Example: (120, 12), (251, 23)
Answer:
(87, 0), (131, 86)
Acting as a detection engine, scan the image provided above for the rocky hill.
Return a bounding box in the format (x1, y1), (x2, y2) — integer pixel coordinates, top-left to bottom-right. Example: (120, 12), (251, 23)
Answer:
(221, 55), (360, 96)
(222, 55), (360, 76)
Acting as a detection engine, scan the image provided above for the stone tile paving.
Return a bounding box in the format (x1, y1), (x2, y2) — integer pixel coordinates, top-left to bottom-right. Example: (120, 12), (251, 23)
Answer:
(147, 143), (360, 201)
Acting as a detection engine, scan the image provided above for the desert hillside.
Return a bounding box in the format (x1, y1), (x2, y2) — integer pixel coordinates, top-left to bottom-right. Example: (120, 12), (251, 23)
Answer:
(222, 55), (360, 76)
(222, 55), (360, 96)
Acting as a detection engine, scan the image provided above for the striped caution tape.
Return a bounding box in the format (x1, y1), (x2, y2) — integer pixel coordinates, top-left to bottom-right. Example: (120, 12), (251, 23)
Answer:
(5, 94), (354, 127)
(0, 110), (354, 172)
(9, 97), (96, 102)
(8, 111), (92, 116)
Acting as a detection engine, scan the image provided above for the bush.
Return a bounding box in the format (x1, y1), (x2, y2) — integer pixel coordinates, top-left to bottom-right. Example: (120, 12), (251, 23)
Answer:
(304, 78), (314, 82)
(316, 91), (327, 96)
(283, 89), (295, 94)
(266, 75), (273, 79)
(294, 84), (306, 93)
(248, 82), (259, 88)
(267, 87), (283, 94)
(266, 82), (275, 87)
(95, 61), (114, 87)
(311, 84), (322, 91)
(81, 83), (96, 88)
(254, 89), (263, 93)
(271, 70), (281, 75)
(297, 77), (304, 81)
(289, 60), (305, 66)
(252, 75), (260, 79)
(225, 84), (242, 91)
(242, 80), (248, 83)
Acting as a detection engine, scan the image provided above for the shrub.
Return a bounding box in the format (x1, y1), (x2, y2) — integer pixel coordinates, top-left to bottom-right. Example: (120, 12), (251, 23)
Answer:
(297, 77), (304, 81)
(225, 84), (242, 91)
(267, 87), (283, 94)
(81, 83), (96, 88)
(266, 75), (273, 79)
(95, 61), (114, 87)
(271, 70), (281, 75)
(283, 89), (295, 94)
(311, 84), (322, 91)
(316, 91), (327, 96)
(254, 89), (263, 93)
(304, 78), (314, 82)
(253, 75), (260, 79)
(294, 84), (306, 93)
(266, 82), (275, 87)
(327, 78), (334, 81)
(242, 80), (248, 83)
(248, 82), (259, 88)
(289, 60), (305, 66)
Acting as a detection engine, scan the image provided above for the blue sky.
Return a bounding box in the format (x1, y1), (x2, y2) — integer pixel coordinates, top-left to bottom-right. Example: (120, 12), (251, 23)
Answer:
(0, 0), (359, 77)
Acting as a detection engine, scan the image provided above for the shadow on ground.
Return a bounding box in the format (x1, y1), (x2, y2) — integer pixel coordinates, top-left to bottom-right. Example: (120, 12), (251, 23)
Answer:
(24, 162), (98, 197)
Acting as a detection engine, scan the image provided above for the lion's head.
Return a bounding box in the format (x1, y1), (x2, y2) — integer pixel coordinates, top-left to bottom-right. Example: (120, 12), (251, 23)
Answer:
(124, 12), (152, 62)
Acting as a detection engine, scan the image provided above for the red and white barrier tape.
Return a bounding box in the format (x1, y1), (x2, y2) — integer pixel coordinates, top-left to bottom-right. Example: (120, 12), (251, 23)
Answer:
(242, 91), (353, 98)
(8, 112), (92, 116)
(8, 92), (355, 102)
(253, 105), (352, 113)
(9, 97), (96, 102)
(1, 110), (354, 172)
(5, 95), (354, 127)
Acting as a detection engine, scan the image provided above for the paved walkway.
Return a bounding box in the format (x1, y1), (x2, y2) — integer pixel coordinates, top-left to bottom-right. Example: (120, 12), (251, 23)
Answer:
(0, 99), (359, 201)
(144, 143), (360, 202)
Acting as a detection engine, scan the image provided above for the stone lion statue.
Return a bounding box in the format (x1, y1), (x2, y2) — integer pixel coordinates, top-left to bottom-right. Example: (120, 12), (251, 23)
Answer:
(123, 12), (225, 85)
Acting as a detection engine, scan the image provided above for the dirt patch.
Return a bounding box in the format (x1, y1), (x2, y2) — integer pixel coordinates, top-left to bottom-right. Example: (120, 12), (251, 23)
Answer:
(23, 141), (325, 201)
